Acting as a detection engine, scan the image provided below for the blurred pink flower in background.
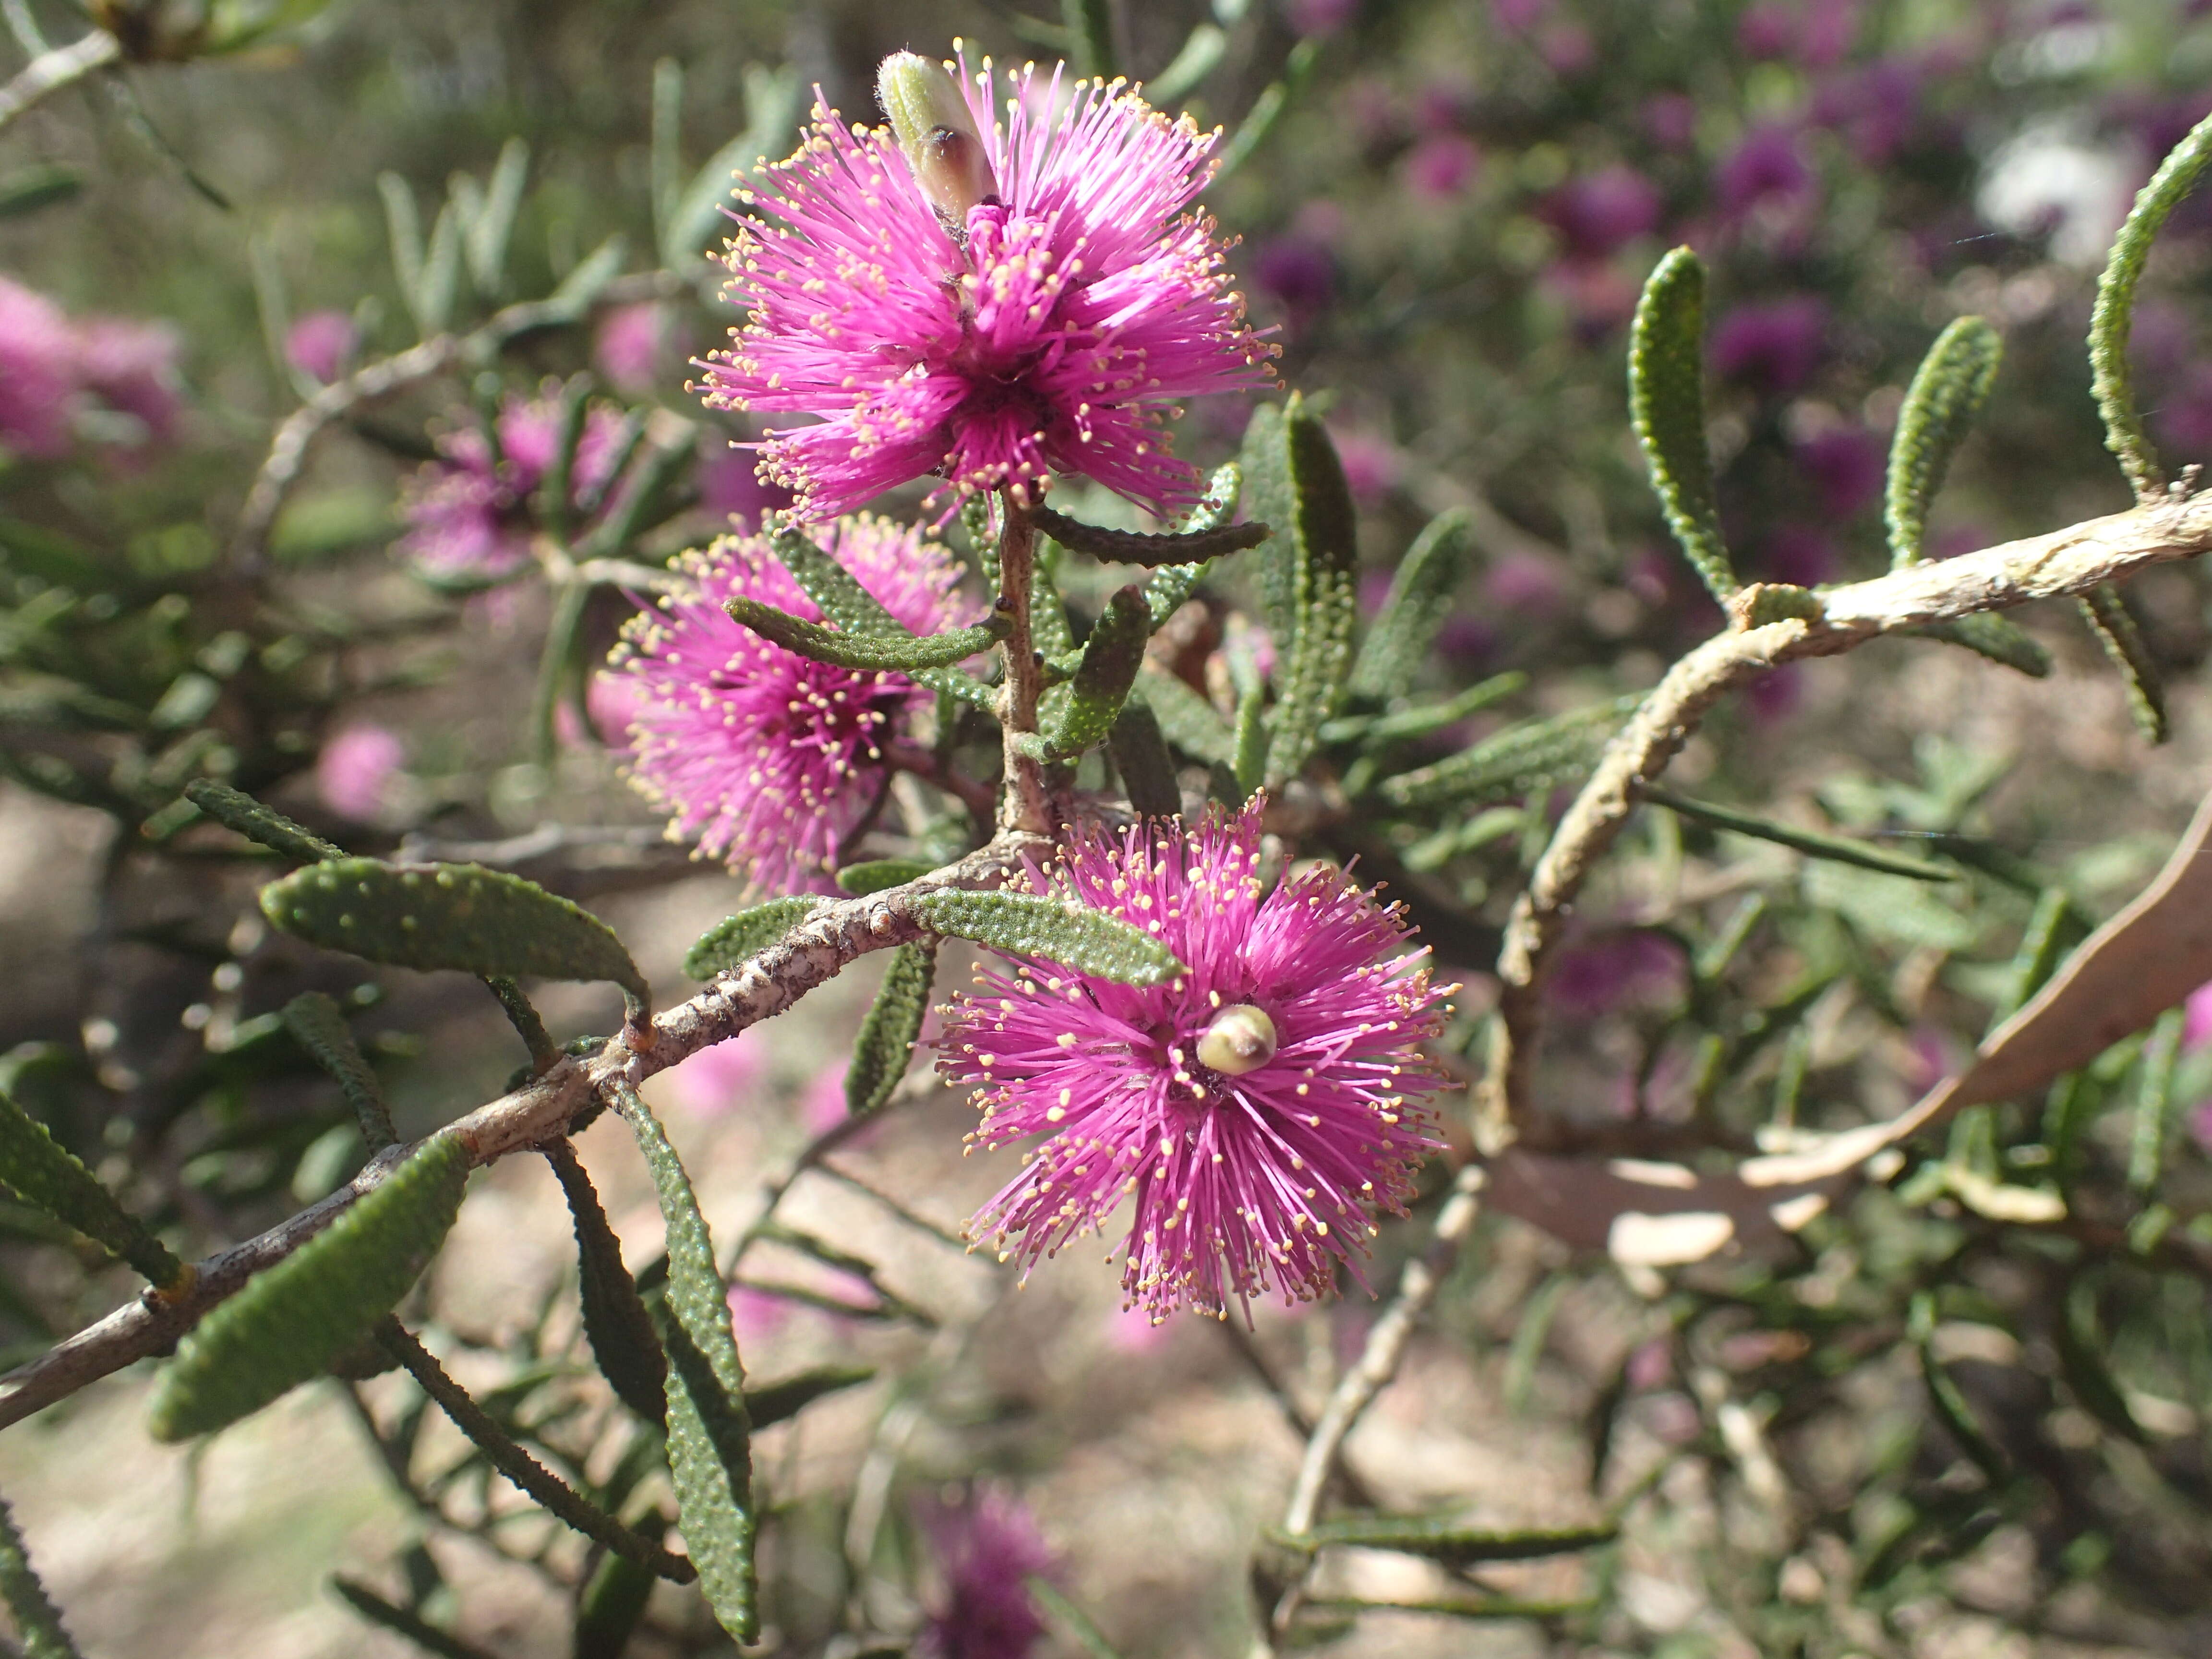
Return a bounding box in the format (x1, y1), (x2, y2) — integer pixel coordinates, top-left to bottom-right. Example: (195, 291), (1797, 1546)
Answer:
(1548, 931), (1683, 1020)
(697, 445), (794, 528)
(398, 393), (626, 580)
(1715, 123), (1815, 225)
(284, 310), (358, 385)
(593, 301), (687, 397)
(2183, 981), (2212, 1049)
(1250, 233), (1336, 332)
(583, 669), (644, 750)
(1759, 524), (1841, 588)
(1711, 295), (1830, 396)
(728, 1284), (790, 1342)
(314, 724), (404, 821)
(0, 277), (80, 458)
(916, 1485), (1058, 1659)
(1286, 0), (1358, 37)
(1328, 425), (1401, 506)
(1542, 166), (1663, 258)
(1106, 1301), (1174, 1353)
(73, 318), (181, 444)
(1645, 93), (1699, 150)
(801, 1059), (849, 1134)
(661, 1034), (766, 1119)
(1484, 551), (1568, 615)
(1793, 423), (1887, 518)
(1404, 132), (1480, 199)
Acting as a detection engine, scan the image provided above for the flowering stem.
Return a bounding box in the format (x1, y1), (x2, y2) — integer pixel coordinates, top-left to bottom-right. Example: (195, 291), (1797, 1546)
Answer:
(0, 29), (118, 134)
(994, 489), (1055, 836)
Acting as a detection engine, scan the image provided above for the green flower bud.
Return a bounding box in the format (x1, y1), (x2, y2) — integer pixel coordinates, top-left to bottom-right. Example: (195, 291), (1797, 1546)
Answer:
(877, 51), (998, 230)
(1196, 1003), (1278, 1076)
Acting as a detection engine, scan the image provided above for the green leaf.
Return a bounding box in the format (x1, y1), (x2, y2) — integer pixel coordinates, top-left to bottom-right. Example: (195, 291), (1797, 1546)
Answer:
(1803, 862), (1979, 954)
(260, 859), (649, 1006)
(1147, 22), (1228, 105)
(573, 1550), (657, 1659)
(147, 1135), (470, 1441)
(684, 896), (831, 979)
(0, 165), (81, 219)
(1349, 508), (1478, 703)
(1231, 687), (1266, 798)
(767, 521), (998, 709)
(0, 1088), (181, 1288)
(545, 1140), (667, 1428)
(1134, 665), (1235, 766)
(461, 138), (529, 298)
(611, 1086), (755, 1643)
(1643, 788), (1953, 880)
(0, 1494), (83, 1659)
(836, 859), (933, 897)
(546, 233), (628, 318)
(743, 1363), (876, 1429)
(1030, 506), (1269, 568)
(183, 779), (343, 864)
(906, 889), (1185, 986)
(2076, 583), (2167, 743)
(1628, 247), (1735, 601)
(1988, 886), (2071, 1033)
(2057, 1276), (2141, 1441)
(1141, 462), (1243, 628)
(2127, 1007), (2184, 1193)
(2090, 106), (2212, 501)
(1044, 585), (1150, 758)
(334, 1575), (500, 1659)
(1027, 1576), (1125, 1659)
(1276, 1515), (1616, 1563)
(1376, 695), (1641, 809)
(282, 992), (397, 1151)
(1063, 0), (1115, 76)
(846, 944), (936, 1118)
(663, 65), (803, 273)
(1885, 317), (2003, 568)
(1243, 397), (1361, 786)
(1909, 613), (2051, 678)
(723, 596), (1008, 671)
(1107, 700), (1182, 818)
(1323, 672), (1526, 748)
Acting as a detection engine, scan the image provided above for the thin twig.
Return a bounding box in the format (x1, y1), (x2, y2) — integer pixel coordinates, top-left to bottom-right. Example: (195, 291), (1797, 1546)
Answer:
(0, 29), (117, 133)
(0, 837), (1044, 1431)
(1478, 486), (2212, 1150)
(376, 1322), (696, 1582)
(995, 490), (1055, 835)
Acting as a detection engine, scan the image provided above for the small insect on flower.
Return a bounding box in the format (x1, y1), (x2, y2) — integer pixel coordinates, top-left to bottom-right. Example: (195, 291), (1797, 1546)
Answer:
(606, 514), (972, 895)
(697, 47), (1275, 522)
(935, 804), (1450, 1320)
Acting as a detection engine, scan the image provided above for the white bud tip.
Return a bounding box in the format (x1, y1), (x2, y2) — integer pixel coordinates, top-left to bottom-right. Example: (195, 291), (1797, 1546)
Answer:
(877, 51), (998, 225)
(1196, 1003), (1278, 1076)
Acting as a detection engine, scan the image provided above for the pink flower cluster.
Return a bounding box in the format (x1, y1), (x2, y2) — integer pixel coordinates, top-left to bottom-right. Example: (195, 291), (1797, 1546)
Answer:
(397, 392), (627, 581)
(698, 53), (1274, 520)
(0, 276), (181, 460)
(936, 805), (1449, 1320)
(605, 515), (971, 894)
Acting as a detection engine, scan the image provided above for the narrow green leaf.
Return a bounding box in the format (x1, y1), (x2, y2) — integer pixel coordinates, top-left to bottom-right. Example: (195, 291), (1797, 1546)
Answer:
(767, 521), (997, 709)
(1231, 687), (1266, 798)
(684, 896), (831, 979)
(481, 974), (557, 1070)
(2089, 107), (2212, 501)
(650, 58), (684, 253)
(1322, 672), (1526, 748)
(611, 1086), (756, 1643)
(664, 64), (802, 272)
(378, 172), (426, 335)
(1246, 397), (1361, 787)
(1029, 538), (1077, 659)
(544, 1140), (668, 1428)
(415, 197), (463, 337)
(2057, 1276), (2141, 1441)
(1028, 1576), (1125, 1659)
(1910, 613), (2051, 678)
(846, 944), (936, 1118)
(282, 992), (396, 1151)
(546, 233), (627, 318)
(2128, 1007), (2184, 1193)
(1643, 788), (1953, 880)
(533, 377), (593, 539)
(1885, 317), (2003, 567)
(0, 1088), (181, 1288)
(1988, 886), (2070, 1034)
(147, 1135), (470, 1441)
(334, 1575), (500, 1659)
(1376, 695), (1642, 810)
(1147, 22), (1228, 105)
(0, 165), (81, 219)
(906, 889), (1185, 985)
(260, 859), (649, 1006)
(2077, 583), (2167, 743)
(1044, 585), (1149, 758)
(836, 859), (933, 896)
(1063, 0), (1115, 77)
(1134, 666), (1235, 767)
(1241, 404), (1297, 639)
(574, 1550), (657, 1659)
(183, 779), (343, 863)
(1276, 1515), (1616, 1563)
(1628, 247), (1735, 600)
(1141, 462), (1242, 627)
(0, 1494), (82, 1659)
(462, 137), (529, 297)
(1108, 700), (1182, 818)
(723, 596), (1008, 671)
(1349, 508), (1477, 703)
(1030, 507), (1268, 568)
(744, 1363), (876, 1429)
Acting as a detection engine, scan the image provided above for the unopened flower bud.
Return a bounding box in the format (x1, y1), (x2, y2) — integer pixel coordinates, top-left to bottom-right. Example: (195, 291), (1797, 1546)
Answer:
(877, 51), (998, 228)
(1197, 1004), (1278, 1076)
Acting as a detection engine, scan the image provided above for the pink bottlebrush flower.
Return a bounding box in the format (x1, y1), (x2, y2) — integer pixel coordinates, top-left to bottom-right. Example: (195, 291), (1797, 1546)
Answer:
(1793, 423), (1887, 519)
(0, 277), (82, 459)
(2182, 981), (2212, 1050)
(1541, 166), (1663, 259)
(315, 724), (405, 821)
(584, 669), (644, 750)
(916, 1485), (1057, 1659)
(697, 52), (1274, 522)
(661, 1034), (767, 1118)
(1404, 132), (1481, 199)
(1716, 124), (1815, 222)
(609, 515), (970, 894)
(1105, 1300), (1174, 1353)
(1645, 93), (1699, 150)
(1710, 296), (1830, 396)
(801, 1058), (851, 1133)
(75, 317), (182, 445)
(698, 442), (794, 528)
(935, 804), (1449, 1319)
(1328, 425), (1400, 507)
(728, 1284), (791, 1342)
(285, 310), (358, 385)
(594, 301), (687, 397)
(397, 392), (625, 580)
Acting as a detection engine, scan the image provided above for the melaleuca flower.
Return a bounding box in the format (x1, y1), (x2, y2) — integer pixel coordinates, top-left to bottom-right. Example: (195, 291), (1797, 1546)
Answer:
(935, 805), (1449, 1319)
(397, 392), (625, 581)
(607, 515), (970, 894)
(0, 277), (81, 460)
(696, 49), (1274, 521)
(916, 1484), (1056, 1659)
